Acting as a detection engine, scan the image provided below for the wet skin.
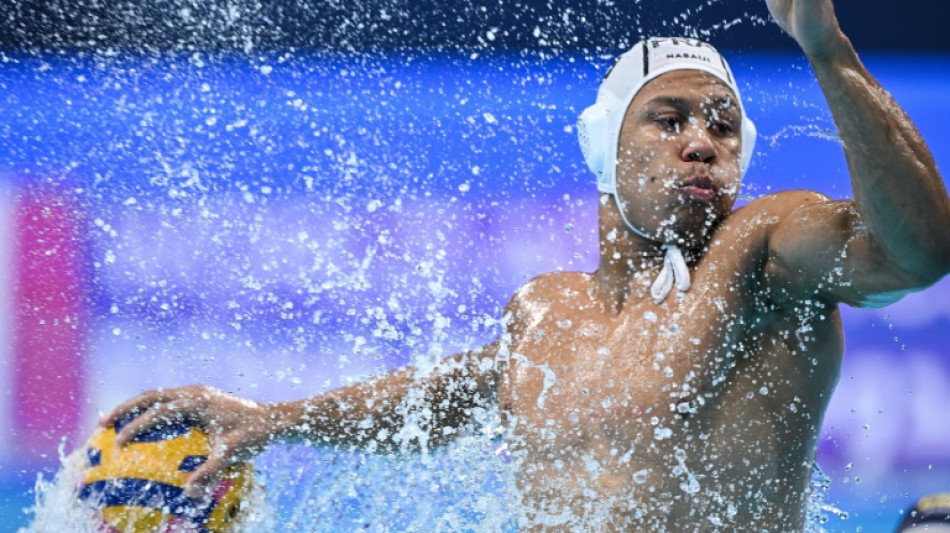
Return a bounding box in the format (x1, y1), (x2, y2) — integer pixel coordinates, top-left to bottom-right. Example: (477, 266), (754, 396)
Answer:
(499, 204), (843, 532)
(610, 71), (743, 244)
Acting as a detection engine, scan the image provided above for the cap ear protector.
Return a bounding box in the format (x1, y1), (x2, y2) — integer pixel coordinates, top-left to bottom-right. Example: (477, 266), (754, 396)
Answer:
(577, 97), (615, 194)
(578, 38), (757, 194)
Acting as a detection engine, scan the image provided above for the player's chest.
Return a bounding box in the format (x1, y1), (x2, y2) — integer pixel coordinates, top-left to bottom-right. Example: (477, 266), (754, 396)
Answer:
(502, 300), (747, 427)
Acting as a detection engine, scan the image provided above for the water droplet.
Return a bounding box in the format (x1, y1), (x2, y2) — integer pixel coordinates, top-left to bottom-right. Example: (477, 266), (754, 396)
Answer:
(633, 469), (650, 484)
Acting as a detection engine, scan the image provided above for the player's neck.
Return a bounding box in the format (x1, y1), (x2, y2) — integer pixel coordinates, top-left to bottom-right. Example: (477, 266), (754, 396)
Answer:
(595, 213), (666, 314)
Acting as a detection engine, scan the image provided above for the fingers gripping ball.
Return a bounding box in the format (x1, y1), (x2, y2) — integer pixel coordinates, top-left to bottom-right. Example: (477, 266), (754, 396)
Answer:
(78, 415), (253, 533)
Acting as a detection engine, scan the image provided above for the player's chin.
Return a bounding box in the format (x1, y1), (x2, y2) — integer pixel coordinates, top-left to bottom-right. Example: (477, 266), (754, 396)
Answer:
(683, 191), (730, 221)
(665, 203), (724, 244)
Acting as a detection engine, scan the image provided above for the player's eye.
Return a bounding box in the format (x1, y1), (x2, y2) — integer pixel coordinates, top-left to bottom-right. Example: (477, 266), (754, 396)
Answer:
(653, 115), (682, 132)
(707, 121), (735, 135)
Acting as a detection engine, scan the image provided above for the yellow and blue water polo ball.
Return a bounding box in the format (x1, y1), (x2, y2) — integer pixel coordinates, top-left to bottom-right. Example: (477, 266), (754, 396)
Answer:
(78, 415), (253, 533)
(898, 492), (950, 531)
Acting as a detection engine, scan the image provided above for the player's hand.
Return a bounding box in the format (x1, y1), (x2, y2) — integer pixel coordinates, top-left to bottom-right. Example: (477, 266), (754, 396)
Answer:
(765, 0), (844, 57)
(100, 385), (278, 498)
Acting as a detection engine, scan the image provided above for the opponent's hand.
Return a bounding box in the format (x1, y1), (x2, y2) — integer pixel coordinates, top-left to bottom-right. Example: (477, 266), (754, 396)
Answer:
(765, 0), (844, 57)
(100, 385), (278, 498)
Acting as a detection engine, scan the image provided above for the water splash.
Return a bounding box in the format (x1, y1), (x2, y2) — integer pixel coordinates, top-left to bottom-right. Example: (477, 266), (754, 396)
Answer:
(21, 415), (518, 532)
(767, 124), (843, 147)
(247, 410), (517, 532)
(24, 433), (849, 532)
(19, 444), (100, 533)
(804, 462), (850, 533)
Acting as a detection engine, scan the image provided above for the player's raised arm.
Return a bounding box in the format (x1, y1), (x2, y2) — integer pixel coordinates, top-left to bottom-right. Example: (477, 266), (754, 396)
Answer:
(764, 0), (950, 306)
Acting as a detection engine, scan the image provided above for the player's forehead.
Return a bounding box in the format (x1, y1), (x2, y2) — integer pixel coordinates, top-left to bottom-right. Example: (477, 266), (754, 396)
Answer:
(631, 70), (740, 112)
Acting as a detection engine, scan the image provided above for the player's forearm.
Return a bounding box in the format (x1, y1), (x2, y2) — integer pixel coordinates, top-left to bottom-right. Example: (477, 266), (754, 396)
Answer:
(266, 355), (494, 451)
(808, 32), (950, 282)
(264, 369), (419, 450)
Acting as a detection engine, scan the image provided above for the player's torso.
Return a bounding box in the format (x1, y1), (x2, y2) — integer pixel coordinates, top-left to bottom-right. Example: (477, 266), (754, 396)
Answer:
(497, 207), (844, 532)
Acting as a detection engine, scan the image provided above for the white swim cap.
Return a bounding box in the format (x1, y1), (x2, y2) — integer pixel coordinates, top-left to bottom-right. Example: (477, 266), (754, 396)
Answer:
(577, 37), (756, 194)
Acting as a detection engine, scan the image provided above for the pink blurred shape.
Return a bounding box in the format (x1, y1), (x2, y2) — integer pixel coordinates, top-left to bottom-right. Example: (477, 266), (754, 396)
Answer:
(12, 185), (87, 462)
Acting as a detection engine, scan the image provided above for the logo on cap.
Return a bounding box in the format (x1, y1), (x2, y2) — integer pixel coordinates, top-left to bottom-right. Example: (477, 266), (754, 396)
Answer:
(665, 53), (712, 62)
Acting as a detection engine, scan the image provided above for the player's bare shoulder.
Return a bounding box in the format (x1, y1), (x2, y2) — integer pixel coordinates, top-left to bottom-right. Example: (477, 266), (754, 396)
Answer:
(502, 271), (602, 348)
(706, 190), (835, 265)
(689, 190), (840, 312)
(721, 189), (833, 235)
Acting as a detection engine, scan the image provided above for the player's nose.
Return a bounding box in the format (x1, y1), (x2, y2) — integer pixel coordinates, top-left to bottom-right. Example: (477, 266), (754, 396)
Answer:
(681, 128), (717, 165)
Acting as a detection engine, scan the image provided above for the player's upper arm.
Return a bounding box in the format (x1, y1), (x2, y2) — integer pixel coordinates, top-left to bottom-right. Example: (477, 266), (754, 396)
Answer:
(765, 191), (924, 308)
(425, 279), (537, 415)
(417, 280), (543, 446)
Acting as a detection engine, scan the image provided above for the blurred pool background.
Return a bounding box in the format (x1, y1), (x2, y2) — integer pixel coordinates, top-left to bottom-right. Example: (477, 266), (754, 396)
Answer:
(1, 1), (949, 531)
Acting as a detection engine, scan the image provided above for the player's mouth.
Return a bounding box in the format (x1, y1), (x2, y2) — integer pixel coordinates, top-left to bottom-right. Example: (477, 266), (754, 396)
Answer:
(681, 175), (716, 203)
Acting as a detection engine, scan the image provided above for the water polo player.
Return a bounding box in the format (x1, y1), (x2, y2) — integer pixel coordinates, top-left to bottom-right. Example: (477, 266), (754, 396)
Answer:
(102, 0), (950, 530)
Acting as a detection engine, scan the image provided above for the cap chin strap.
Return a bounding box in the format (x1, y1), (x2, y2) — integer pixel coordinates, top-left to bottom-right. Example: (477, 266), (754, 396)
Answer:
(612, 188), (690, 304)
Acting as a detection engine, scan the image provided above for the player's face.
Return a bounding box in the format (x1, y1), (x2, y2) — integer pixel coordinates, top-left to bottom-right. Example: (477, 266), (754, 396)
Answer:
(614, 70), (743, 246)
